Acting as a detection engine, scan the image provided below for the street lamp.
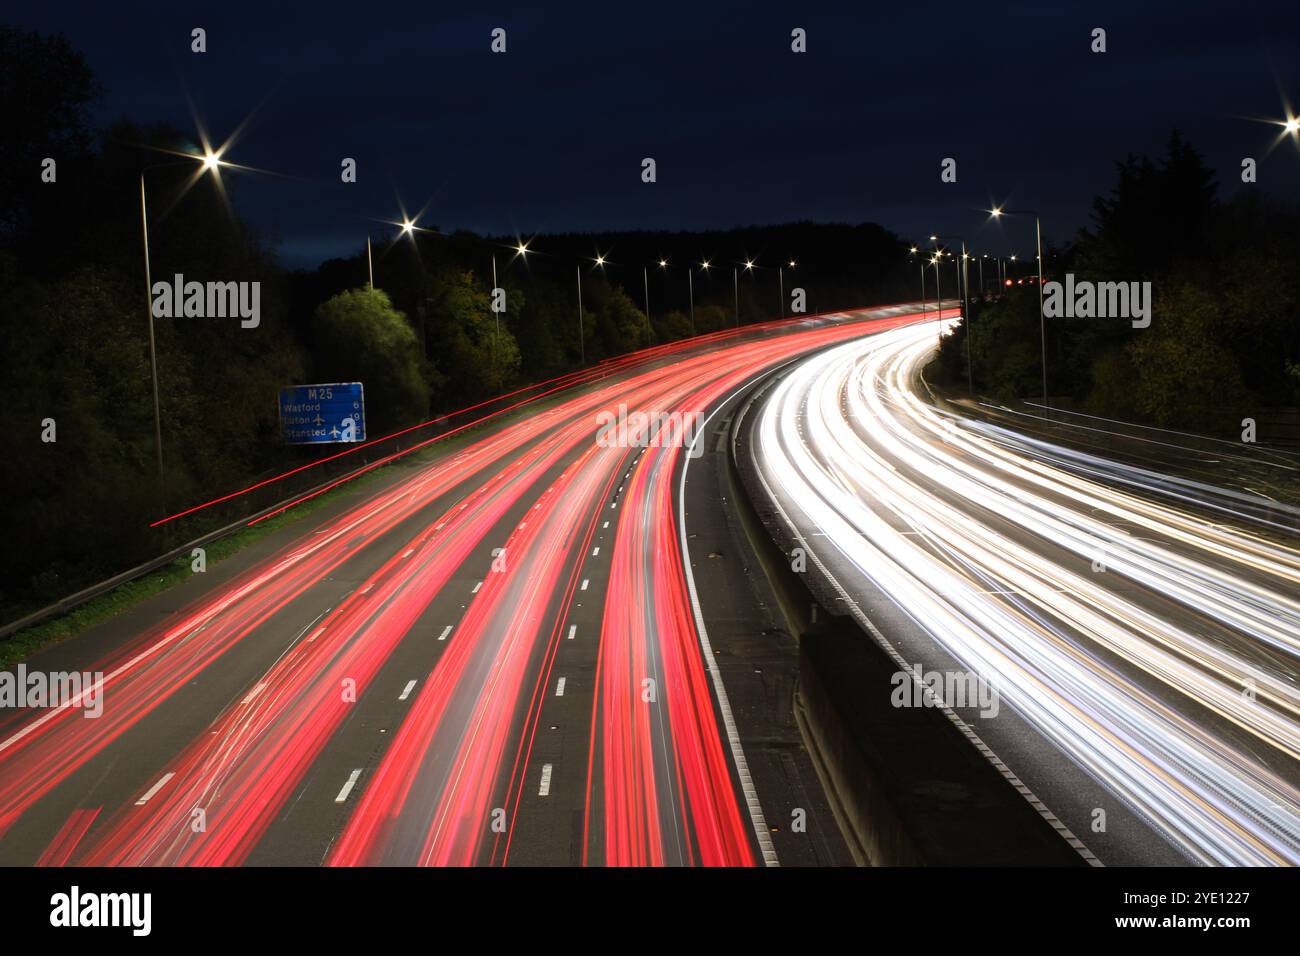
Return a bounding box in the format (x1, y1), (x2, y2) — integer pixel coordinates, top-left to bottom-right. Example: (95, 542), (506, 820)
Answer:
(657, 258), (688, 334)
(909, 246), (928, 318)
(643, 263), (652, 338)
(928, 254), (943, 345)
(990, 205), (1047, 406)
(779, 259), (795, 317)
(932, 234), (974, 393)
(732, 265), (741, 326)
(575, 264), (585, 366)
(140, 148), (227, 486)
(368, 213), (421, 290)
(689, 259), (710, 333)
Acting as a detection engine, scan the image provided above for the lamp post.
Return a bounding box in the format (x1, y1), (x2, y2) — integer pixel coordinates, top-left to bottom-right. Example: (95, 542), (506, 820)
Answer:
(991, 205), (1047, 406)
(140, 148), (226, 486)
(930, 235), (974, 392)
(688, 267), (694, 331)
(491, 254), (500, 369)
(644, 265), (655, 343)
(733, 266), (740, 327)
(691, 260), (711, 332)
(910, 246), (926, 316)
(575, 264), (585, 366)
(658, 258), (685, 334)
(779, 260), (795, 318)
(743, 261), (759, 325)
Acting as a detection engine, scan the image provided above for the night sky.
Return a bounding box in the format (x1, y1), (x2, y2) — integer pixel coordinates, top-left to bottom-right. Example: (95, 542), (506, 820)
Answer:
(12, 1), (1300, 267)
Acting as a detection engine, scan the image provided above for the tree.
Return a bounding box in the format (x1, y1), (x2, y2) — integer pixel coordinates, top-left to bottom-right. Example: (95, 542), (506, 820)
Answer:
(653, 309), (694, 342)
(0, 26), (98, 237)
(1125, 282), (1250, 433)
(312, 288), (429, 431)
(592, 285), (652, 356)
(1076, 130), (1217, 280)
(424, 268), (522, 401)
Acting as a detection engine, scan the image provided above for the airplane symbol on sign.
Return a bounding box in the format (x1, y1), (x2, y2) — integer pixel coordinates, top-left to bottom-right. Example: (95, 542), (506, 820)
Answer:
(330, 426), (340, 438)
(314, 414), (324, 425)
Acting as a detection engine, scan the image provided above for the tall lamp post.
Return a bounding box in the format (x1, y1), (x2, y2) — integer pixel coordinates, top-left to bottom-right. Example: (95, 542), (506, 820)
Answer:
(932, 235), (974, 392)
(658, 258), (688, 334)
(643, 265), (652, 338)
(910, 246), (927, 317)
(140, 148), (226, 486)
(690, 260), (711, 332)
(991, 206), (1047, 406)
(732, 266), (740, 327)
(743, 260), (759, 327)
(575, 263), (587, 366)
(779, 260), (795, 318)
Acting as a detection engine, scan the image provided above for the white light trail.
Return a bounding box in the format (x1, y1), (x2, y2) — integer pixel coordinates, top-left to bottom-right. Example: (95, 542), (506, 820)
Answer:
(755, 320), (1300, 865)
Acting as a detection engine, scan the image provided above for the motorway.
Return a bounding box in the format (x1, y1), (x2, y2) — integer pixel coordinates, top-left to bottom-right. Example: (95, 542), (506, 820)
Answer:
(0, 305), (930, 867)
(745, 319), (1300, 866)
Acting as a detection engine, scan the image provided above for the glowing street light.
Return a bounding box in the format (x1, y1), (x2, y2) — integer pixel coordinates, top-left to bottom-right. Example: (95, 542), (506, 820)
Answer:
(929, 232), (973, 392)
(687, 260), (711, 332)
(908, 244), (928, 318)
(779, 259), (796, 318)
(139, 146), (231, 487)
(989, 204), (1048, 405)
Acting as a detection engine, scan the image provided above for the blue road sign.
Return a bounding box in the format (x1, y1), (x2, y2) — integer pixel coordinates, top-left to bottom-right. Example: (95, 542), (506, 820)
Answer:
(279, 382), (366, 444)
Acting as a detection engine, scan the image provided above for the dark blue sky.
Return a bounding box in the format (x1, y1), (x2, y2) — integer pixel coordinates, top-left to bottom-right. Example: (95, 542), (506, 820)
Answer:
(14, 1), (1300, 267)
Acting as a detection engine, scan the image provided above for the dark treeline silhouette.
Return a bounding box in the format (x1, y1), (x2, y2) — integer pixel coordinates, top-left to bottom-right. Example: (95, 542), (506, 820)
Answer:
(936, 132), (1300, 438)
(0, 25), (916, 621)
